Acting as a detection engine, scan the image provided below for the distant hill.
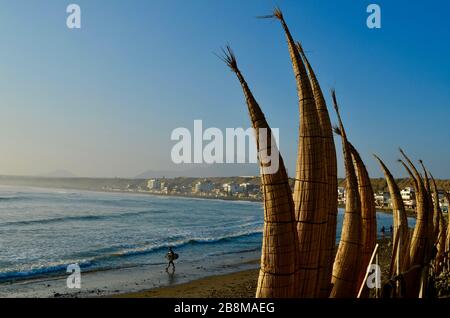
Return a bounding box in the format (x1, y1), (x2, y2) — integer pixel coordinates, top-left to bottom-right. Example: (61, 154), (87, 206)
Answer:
(134, 170), (183, 179)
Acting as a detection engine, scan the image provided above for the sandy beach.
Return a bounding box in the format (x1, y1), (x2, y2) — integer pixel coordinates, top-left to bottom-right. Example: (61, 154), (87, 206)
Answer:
(0, 185), (407, 298)
(114, 238), (394, 298)
(0, 238), (390, 298)
(116, 269), (259, 298)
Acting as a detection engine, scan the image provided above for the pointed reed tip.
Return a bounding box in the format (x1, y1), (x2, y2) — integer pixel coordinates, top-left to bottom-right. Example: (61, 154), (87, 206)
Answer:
(257, 7), (283, 20)
(273, 7), (283, 20)
(216, 44), (238, 73)
(398, 148), (411, 162)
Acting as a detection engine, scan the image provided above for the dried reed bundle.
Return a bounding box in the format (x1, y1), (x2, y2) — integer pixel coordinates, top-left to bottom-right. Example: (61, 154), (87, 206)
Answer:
(430, 174), (445, 274)
(374, 155), (410, 274)
(265, 8), (328, 297)
(330, 90), (363, 298)
(297, 42), (338, 297)
(419, 161), (437, 244)
(220, 46), (299, 298)
(443, 190), (450, 263)
(398, 150), (432, 297)
(334, 129), (376, 292)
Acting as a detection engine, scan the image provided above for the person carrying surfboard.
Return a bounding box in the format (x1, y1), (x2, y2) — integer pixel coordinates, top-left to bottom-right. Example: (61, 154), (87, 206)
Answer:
(166, 247), (178, 272)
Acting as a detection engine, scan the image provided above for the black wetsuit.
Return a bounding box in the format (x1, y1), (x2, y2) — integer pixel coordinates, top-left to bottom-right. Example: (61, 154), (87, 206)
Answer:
(166, 250), (176, 271)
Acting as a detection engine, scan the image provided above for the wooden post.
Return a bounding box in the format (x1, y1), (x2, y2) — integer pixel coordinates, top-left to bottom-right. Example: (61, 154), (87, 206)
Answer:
(375, 253), (379, 298)
(357, 243), (379, 298)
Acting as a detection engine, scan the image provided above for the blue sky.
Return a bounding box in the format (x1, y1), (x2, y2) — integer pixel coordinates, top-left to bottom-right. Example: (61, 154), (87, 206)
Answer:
(0, 0), (449, 178)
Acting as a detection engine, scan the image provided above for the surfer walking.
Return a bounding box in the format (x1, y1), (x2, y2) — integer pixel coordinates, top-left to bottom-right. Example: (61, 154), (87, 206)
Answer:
(166, 247), (178, 272)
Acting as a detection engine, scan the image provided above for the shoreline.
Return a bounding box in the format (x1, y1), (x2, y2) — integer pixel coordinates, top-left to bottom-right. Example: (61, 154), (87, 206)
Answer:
(114, 268), (259, 298)
(0, 225), (406, 298)
(0, 184), (422, 298)
(0, 183), (262, 204)
(114, 238), (394, 298)
(0, 250), (261, 298)
(0, 183), (419, 217)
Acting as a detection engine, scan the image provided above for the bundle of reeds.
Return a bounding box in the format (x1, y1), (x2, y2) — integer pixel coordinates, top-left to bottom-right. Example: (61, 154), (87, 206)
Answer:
(330, 90), (363, 298)
(374, 155), (410, 275)
(398, 150), (432, 297)
(419, 161), (438, 244)
(430, 174), (445, 274)
(333, 127), (376, 295)
(297, 42), (338, 297)
(443, 190), (450, 269)
(220, 7), (444, 299)
(221, 47), (299, 298)
(349, 141), (377, 289)
(268, 8), (329, 297)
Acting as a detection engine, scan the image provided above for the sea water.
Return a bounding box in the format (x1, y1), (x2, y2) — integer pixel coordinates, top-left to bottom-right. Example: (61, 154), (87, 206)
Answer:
(0, 185), (415, 284)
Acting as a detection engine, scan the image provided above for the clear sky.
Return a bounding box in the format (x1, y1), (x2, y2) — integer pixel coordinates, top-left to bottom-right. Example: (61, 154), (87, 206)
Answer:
(0, 0), (449, 178)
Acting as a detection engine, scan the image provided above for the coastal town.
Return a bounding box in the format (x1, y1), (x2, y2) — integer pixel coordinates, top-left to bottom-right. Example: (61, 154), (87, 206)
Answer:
(145, 178), (263, 201)
(0, 173), (448, 213)
(126, 177), (450, 213)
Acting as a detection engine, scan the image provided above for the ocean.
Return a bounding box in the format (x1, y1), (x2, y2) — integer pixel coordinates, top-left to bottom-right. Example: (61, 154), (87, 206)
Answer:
(0, 185), (414, 288)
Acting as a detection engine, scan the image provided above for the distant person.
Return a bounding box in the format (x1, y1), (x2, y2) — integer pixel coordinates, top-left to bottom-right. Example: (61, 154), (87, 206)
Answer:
(380, 226), (386, 237)
(165, 247), (178, 272)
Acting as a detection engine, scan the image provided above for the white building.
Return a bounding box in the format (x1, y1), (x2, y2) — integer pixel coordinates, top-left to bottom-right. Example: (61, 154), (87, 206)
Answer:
(223, 183), (241, 194)
(375, 191), (391, 207)
(240, 183), (258, 193)
(400, 187), (416, 209)
(436, 190), (448, 212)
(193, 181), (214, 193)
(337, 187), (346, 205)
(442, 191), (449, 213)
(147, 179), (161, 191)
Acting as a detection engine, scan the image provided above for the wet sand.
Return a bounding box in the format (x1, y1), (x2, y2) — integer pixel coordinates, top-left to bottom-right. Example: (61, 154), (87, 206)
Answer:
(1, 238), (395, 298)
(115, 238), (394, 298)
(115, 269), (259, 298)
(0, 256), (260, 298)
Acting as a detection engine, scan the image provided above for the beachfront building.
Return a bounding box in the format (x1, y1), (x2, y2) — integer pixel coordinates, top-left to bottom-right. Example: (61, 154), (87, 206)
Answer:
(222, 183), (241, 195)
(435, 190), (448, 212)
(401, 187), (416, 209)
(193, 180), (214, 194)
(375, 191), (391, 208)
(443, 191), (450, 213)
(337, 187), (346, 205)
(240, 182), (258, 194)
(147, 179), (161, 191)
